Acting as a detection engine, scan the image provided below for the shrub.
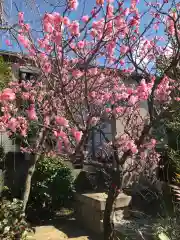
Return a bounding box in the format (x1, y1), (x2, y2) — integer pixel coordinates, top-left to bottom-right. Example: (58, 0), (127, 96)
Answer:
(28, 156), (74, 214)
(153, 215), (180, 240)
(0, 57), (11, 91)
(0, 198), (33, 240)
(152, 188), (180, 240)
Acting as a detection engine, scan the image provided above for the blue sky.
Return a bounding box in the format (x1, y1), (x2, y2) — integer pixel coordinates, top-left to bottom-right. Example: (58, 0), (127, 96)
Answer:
(0, 0), (170, 52)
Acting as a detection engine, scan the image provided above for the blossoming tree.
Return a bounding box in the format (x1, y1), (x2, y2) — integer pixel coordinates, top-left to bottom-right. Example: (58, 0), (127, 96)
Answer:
(1, 0), (180, 239)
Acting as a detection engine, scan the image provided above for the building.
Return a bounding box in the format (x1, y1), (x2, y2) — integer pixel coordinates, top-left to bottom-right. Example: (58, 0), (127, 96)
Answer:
(0, 50), (40, 154)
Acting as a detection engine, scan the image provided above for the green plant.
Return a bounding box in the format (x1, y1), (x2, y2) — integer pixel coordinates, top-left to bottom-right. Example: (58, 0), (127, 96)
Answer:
(0, 198), (33, 240)
(152, 188), (180, 240)
(0, 57), (11, 91)
(153, 215), (180, 240)
(28, 156), (74, 214)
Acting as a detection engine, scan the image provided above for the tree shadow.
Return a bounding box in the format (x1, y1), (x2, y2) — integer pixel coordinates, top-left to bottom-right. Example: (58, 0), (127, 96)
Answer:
(28, 209), (99, 239)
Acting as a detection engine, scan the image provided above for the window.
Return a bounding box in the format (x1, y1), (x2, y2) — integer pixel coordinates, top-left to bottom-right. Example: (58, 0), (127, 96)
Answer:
(90, 121), (112, 158)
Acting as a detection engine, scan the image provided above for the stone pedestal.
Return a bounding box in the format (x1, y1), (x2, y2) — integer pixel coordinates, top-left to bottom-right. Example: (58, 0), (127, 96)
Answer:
(74, 192), (131, 234)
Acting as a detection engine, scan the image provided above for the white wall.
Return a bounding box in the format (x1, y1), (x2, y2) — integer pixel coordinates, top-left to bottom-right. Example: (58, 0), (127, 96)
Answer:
(0, 132), (19, 154)
(91, 77), (149, 156)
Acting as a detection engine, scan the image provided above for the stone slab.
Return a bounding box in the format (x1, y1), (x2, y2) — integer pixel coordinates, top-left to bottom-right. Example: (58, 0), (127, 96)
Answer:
(74, 192), (132, 234)
(74, 192), (132, 211)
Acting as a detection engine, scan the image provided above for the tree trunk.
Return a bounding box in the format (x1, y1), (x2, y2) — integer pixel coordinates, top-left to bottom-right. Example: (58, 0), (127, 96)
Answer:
(103, 168), (122, 240)
(22, 153), (39, 212)
(71, 130), (89, 165)
(103, 105), (122, 240)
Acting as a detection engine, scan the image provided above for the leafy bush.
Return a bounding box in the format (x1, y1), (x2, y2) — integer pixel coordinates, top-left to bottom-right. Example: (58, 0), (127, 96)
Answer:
(0, 57), (11, 91)
(153, 215), (180, 240)
(28, 156), (74, 214)
(152, 189), (180, 240)
(0, 198), (33, 240)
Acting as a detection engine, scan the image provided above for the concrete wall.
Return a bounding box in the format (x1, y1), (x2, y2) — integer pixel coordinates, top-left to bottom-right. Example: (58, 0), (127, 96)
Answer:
(0, 132), (19, 154)
(91, 78), (149, 156)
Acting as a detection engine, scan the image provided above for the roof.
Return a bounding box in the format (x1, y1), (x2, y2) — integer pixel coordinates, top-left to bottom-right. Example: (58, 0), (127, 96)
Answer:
(19, 65), (40, 74)
(0, 50), (144, 80)
(0, 50), (27, 60)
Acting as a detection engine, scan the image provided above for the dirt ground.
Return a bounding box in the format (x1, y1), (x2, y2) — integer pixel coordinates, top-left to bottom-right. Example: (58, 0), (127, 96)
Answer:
(27, 217), (97, 240)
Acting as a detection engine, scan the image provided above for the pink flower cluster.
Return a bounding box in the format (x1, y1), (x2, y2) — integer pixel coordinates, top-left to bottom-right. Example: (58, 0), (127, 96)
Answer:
(116, 134), (138, 154)
(8, 117), (28, 137)
(26, 104), (38, 121)
(154, 76), (173, 102)
(0, 88), (16, 101)
(68, 0), (79, 10)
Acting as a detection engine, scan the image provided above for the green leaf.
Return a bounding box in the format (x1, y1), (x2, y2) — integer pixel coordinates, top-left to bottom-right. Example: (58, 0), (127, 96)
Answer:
(158, 232), (170, 240)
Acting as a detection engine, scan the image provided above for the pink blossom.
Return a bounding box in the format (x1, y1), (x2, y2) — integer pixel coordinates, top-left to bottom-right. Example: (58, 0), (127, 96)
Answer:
(39, 53), (48, 62)
(82, 15), (89, 22)
(22, 92), (30, 100)
(44, 116), (50, 126)
(26, 104), (38, 121)
(128, 95), (138, 105)
(5, 39), (12, 46)
(0, 88), (16, 101)
(54, 131), (69, 146)
(89, 68), (98, 75)
(43, 62), (52, 73)
(106, 41), (115, 56)
(68, 0), (79, 10)
(151, 139), (156, 147)
(96, 0), (104, 5)
(70, 43), (75, 49)
(63, 17), (70, 26)
(115, 107), (124, 114)
(119, 59), (125, 66)
(103, 93), (111, 101)
(107, 4), (114, 18)
(90, 29), (98, 38)
(69, 21), (80, 36)
(131, 0), (139, 9)
(127, 141), (138, 154)
(43, 22), (54, 33)
(120, 45), (129, 54)
(124, 8), (130, 16)
(43, 13), (55, 24)
(8, 118), (18, 132)
(90, 117), (99, 126)
(105, 108), (111, 113)
(131, 146), (138, 154)
(20, 147), (32, 153)
(52, 32), (62, 44)
(18, 34), (30, 48)
(72, 128), (82, 142)
(137, 79), (152, 100)
(23, 24), (30, 32)
(55, 116), (69, 127)
(18, 12), (24, 24)
(89, 91), (96, 99)
(154, 76), (171, 102)
(77, 40), (85, 49)
(53, 12), (62, 24)
(72, 69), (83, 78)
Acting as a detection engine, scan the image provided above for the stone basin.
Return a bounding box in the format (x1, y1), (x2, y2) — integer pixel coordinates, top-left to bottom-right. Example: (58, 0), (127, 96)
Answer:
(74, 192), (132, 234)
